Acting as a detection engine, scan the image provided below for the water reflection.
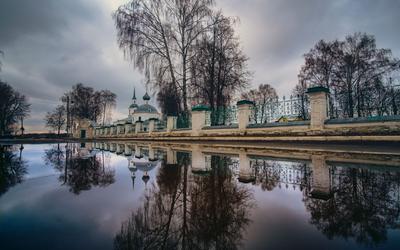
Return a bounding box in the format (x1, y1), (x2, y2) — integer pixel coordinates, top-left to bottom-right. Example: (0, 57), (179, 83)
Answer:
(44, 143), (115, 194)
(114, 153), (254, 250)
(304, 166), (400, 246)
(1, 141), (400, 249)
(0, 144), (27, 196)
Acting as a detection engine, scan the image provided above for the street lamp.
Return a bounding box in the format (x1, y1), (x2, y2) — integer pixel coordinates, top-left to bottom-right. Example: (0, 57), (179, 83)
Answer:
(65, 94), (74, 137)
(20, 117), (25, 136)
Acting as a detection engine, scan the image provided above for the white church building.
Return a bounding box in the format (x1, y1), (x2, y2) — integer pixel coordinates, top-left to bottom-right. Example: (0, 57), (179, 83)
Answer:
(114, 88), (161, 125)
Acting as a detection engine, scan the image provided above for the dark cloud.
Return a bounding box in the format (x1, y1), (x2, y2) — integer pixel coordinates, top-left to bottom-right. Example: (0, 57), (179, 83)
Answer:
(218, 0), (400, 94)
(0, 0), (399, 131)
(0, 0), (97, 46)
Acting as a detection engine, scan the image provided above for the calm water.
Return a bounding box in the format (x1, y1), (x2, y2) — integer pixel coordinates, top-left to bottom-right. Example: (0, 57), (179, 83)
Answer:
(1, 142), (400, 250)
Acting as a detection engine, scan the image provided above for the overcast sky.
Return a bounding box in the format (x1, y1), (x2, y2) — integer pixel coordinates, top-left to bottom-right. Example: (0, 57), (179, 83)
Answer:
(0, 0), (399, 132)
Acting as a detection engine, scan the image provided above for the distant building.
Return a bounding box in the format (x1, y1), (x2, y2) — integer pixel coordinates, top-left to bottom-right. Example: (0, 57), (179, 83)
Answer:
(73, 118), (95, 139)
(114, 88), (161, 125)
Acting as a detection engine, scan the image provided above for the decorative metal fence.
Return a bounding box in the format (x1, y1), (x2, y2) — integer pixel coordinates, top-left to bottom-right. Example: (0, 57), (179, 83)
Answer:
(205, 106), (238, 126)
(250, 96), (309, 124)
(156, 119), (167, 131)
(142, 120), (149, 132)
(251, 159), (311, 189)
(176, 112), (191, 129)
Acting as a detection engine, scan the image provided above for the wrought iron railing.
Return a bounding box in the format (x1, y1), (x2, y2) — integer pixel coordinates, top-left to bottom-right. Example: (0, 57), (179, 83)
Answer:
(205, 106), (238, 126)
(250, 96), (308, 124)
(156, 119), (167, 131)
(176, 112), (191, 129)
(142, 120), (149, 132)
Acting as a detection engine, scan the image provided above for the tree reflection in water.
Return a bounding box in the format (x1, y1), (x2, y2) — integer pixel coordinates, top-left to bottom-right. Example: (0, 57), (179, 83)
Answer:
(252, 158), (400, 247)
(304, 166), (400, 247)
(114, 154), (254, 250)
(0, 145), (27, 196)
(253, 160), (311, 192)
(44, 143), (115, 194)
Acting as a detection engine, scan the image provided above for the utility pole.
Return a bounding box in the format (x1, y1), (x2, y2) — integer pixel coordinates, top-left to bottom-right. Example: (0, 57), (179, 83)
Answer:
(20, 117), (24, 136)
(66, 95), (70, 136)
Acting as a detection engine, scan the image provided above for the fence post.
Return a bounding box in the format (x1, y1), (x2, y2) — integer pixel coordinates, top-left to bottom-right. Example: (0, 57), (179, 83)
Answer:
(238, 150), (254, 183)
(125, 122), (132, 136)
(135, 121), (143, 134)
(306, 86), (329, 130)
(191, 105), (210, 136)
(237, 100), (254, 130)
(166, 116), (177, 133)
(310, 155), (332, 200)
(116, 124), (121, 135)
(148, 118), (157, 135)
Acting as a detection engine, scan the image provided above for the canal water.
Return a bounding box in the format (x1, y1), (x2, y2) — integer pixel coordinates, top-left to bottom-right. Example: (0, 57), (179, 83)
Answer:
(1, 142), (400, 250)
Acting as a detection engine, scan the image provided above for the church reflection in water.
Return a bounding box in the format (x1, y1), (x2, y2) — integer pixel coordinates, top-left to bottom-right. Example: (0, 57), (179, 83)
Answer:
(9, 141), (399, 249)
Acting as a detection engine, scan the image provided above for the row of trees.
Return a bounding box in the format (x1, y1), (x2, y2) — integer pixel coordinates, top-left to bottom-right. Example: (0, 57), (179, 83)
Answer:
(114, 0), (250, 115)
(0, 51), (31, 136)
(294, 32), (400, 118)
(45, 83), (116, 134)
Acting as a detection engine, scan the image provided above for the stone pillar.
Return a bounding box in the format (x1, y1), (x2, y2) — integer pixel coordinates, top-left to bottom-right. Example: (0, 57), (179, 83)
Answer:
(166, 147), (177, 164)
(124, 144), (132, 156)
(238, 151), (254, 183)
(307, 86), (329, 130)
(109, 126), (113, 135)
(237, 100), (254, 130)
(191, 145), (208, 173)
(310, 155), (332, 200)
(135, 121), (143, 134)
(148, 145), (156, 161)
(134, 145), (142, 158)
(116, 125), (121, 134)
(166, 116), (177, 132)
(116, 144), (123, 154)
(191, 105), (210, 136)
(125, 122), (132, 135)
(148, 118), (157, 134)
(110, 143), (116, 152)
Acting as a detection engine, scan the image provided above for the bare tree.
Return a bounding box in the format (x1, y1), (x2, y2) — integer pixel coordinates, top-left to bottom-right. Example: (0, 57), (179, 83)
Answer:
(0, 82), (30, 136)
(295, 32), (400, 118)
(60, 83), (117, 130)
(332, 33), (399, 117)
(299, 40), (340, 117)
(114, 0), (214, 112)
(99, 90), (116, 125)
(241, 83), (278, 123)
(157, 82), (181, 116)
(292, 78), (310, 120)
(45, 105), (66, 135)
(191, 12), (250, 110)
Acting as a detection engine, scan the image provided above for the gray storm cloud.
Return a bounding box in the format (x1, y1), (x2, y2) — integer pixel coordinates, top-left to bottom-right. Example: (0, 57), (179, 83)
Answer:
(0, 0), (399, 132)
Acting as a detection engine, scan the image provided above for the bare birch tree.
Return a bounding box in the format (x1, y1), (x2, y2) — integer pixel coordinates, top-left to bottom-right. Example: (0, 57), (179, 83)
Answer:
(191, 12), (250, 110)
(114, 0), (214, 112)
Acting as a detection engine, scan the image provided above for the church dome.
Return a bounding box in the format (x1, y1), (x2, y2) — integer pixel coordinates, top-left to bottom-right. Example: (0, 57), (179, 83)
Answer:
(143, 92), (151, 101)
(136, 104), (158, 113)
(129, 103), (138, 109)
(134, 161), (158, 172)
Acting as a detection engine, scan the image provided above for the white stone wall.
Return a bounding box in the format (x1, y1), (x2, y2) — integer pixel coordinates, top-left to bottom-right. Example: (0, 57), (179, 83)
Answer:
(132, 112), (160, 122)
